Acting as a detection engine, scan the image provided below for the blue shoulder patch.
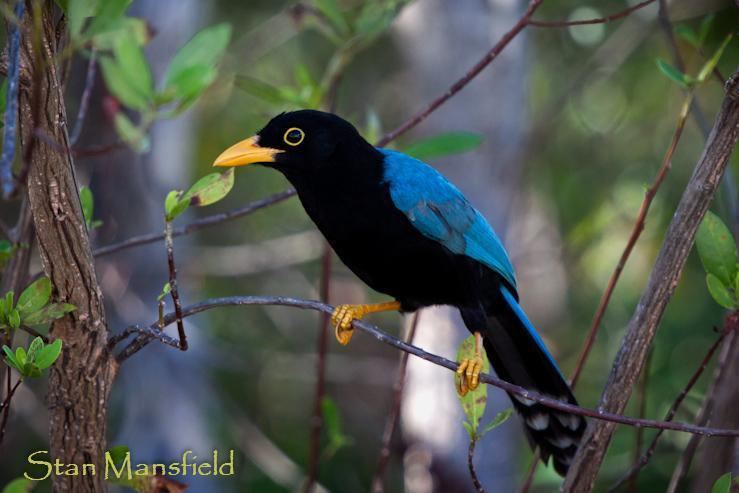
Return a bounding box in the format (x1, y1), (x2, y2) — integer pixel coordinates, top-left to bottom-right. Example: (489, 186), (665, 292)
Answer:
(379, 148), (517, 290)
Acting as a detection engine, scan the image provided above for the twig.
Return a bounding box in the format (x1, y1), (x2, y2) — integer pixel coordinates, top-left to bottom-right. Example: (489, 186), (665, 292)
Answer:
(111, 295), (739, 436)
(0, 1), (25, 199)
(371, 312), (421, 493)
(68, 49), (96, 146)
(93, 189), (295, 257)
(376, 0), (544, 146)
(563, 69), (739, 492)
(569, 92), (693, 388)
(606, 322), (731, 493)
(303, 246), (332, 493)
(0, 373), (22, 446)
(528, 0), (656, 28)
(164, 221), (187, 351)
(467, 438), (485, 493)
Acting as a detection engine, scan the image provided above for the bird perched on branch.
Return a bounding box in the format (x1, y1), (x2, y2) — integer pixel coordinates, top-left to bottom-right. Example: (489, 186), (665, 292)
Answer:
(213, 110), (585, 475)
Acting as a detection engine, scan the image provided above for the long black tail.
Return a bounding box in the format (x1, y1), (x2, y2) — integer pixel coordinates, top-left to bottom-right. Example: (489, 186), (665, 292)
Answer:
(463, 285), (586, 476)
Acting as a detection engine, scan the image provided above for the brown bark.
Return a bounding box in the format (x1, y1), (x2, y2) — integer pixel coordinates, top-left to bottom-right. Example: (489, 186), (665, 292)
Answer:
(20, 2), (116, 491)
(563, 68), (739, 492)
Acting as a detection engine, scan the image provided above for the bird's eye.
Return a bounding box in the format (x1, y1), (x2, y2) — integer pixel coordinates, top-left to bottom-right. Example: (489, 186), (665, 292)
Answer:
(283, 127), (305, 146)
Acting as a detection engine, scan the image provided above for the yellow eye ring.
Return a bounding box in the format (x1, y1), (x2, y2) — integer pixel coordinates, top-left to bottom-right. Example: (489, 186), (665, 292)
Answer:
(283, 127), (305, 146)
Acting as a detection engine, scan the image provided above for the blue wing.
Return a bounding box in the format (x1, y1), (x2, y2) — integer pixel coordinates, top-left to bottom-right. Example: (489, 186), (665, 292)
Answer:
(379, 148), (517, 290)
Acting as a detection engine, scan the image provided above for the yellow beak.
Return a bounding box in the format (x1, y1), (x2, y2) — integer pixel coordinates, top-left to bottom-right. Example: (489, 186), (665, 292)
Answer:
(212, 136), (282, 167)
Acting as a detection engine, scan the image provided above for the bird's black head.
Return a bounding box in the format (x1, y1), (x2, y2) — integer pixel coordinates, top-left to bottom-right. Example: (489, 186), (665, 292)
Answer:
(213, 110), (376, 179)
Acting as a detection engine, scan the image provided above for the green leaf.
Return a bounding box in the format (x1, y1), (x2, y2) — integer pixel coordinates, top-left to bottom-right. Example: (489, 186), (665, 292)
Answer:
(17, 277), (52, 316)
(67, 0), (99, 40)
(22, 303), (76, 326)
(675, 25), (699, 48)
(462, 421), (474, 439)
(164, 190), (188, 221)
(15, 347), (26, 366)
(8, 309), (20, 330)
(22, 362), (41, 378)
(404, 132), (484, 160)
(35, 339), (63, 370)
(656, 58), (694, 88)
(0, 240), (14, 263)
(86, 0), (132, 37)
(696, 211), (738, 286)
(706, 274), (735, 309)
(182, 169), (235, 207)
(2, 345), (19, 371)
(161, 64), (217, 110)
(91, 17), (149, 50)
(79, 186), (94, 229)
(1, 477), (34, 493)
(5, 291), (14, 313)
(0, 79), (9, 119)
(315, 0), (350, 37)
(107, 445), (130, 467)
(112, 36), (154, 102)
(480, 408), (513, 437)
(100, 57), (150, 111)
(26, 337), (44, 363)
(157, 282), (172, 302)
(455, 334), (490, 436)
(321, 396), (351, 455)
(114, 113), (150, 153)
(698, 13), (715, 46)
(711, 472), (732, 493)
(234, 76), (290, 105)
(697, 34), (733, 84)
(164, 24), (231, 89)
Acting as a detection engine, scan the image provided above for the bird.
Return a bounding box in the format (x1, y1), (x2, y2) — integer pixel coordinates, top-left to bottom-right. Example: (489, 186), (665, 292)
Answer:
(213, 109), (586, 475)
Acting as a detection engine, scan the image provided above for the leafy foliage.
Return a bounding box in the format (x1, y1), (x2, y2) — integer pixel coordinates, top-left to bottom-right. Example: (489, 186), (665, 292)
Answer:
(404, 132), (484, 160)
(710, 472), (734, 493)
(1, 478), (34, 493)
(0, 277), (76, 332)
(79, 186), (103, 230)
(165, 169), (235, 221)
(696, 212), (739, 309)
(321, 396), (352, 458)
(3, 337), (63, 378)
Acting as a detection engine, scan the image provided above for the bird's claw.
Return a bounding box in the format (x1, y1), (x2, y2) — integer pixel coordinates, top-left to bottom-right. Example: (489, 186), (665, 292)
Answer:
(456, 356), (484, 396)
(331, 304), (366, 345)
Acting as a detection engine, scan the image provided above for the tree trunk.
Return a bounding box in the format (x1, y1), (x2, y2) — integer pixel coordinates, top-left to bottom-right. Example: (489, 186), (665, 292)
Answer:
(20, 2), (115, 491)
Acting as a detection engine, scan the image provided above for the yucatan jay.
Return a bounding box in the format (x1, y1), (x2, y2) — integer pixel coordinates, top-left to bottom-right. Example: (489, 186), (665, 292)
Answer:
(213, 110), (585, 475)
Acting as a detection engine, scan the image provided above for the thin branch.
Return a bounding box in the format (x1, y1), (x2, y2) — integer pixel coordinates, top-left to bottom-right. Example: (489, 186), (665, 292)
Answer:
(376, 0), (544, 146)
(467, 438), (485, 493)
(606, 322), (731, 493)
(0, 373), (22, 446)
(111, 295), (739, 437)
(93, 189), (295, 257)
(303, 246), (332, 493)
(371, 311), (421, 493)
(164, 221), (187, 351)
(68, 49), (96, 146)
(570, 92), (693, 387)
(563, 69), (739, 492)
(528, 0), (656, 28)
(0, 1), (25, 199)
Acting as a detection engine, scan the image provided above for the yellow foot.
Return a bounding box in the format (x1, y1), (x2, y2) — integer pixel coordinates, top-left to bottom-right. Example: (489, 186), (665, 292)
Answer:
(456, 331), (484, 396)
(330, 301), (401, 346)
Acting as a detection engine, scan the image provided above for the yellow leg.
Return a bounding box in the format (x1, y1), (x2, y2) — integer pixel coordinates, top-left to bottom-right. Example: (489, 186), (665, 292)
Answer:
(331, 301), (401, 345)
(456, 331), (484, 396)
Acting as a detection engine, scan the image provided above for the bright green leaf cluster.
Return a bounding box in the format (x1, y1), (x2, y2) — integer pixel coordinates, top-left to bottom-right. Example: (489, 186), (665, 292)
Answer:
(404, 132), (485, 160)
(96, 19), (231, 152)
(2, 337), (63, 378)
(164, 169), (235, 222)
(79, 186), (103, 230)
(0, 278), (76, 332)
(696, 212), (739, 310)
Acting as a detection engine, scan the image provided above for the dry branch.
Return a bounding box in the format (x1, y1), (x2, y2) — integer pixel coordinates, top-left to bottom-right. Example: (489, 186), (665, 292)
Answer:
(562, 68), (739, 492)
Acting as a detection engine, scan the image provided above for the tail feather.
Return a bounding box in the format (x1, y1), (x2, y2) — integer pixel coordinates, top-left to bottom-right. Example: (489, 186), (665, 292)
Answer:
(468, 285), (586, 476)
